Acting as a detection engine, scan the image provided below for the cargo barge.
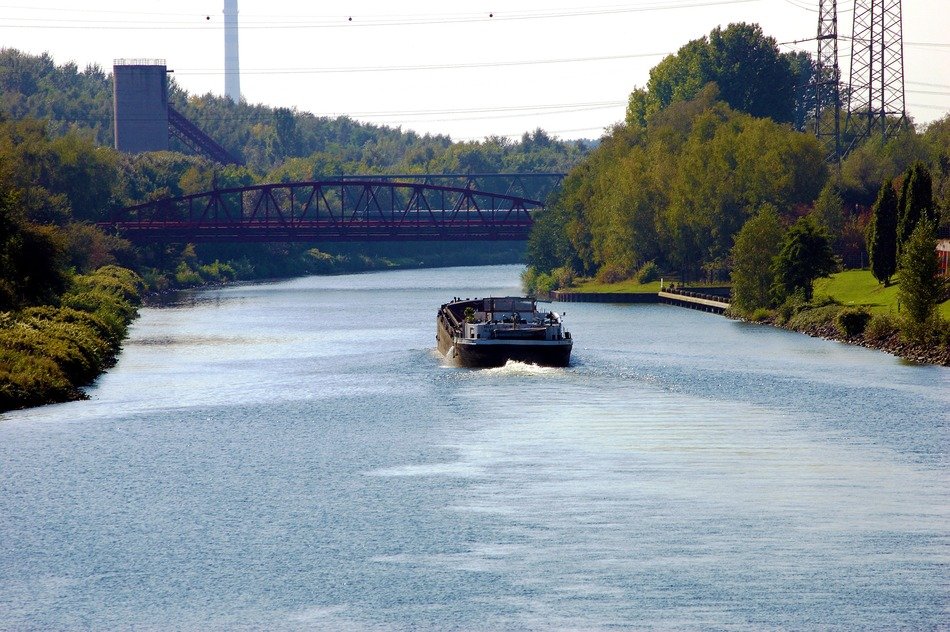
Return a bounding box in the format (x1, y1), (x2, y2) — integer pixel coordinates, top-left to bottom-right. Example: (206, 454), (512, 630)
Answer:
(436, 296), (572, 368)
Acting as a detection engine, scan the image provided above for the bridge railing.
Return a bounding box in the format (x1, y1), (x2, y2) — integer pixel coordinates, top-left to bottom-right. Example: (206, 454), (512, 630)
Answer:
(103, 179), (547, 243)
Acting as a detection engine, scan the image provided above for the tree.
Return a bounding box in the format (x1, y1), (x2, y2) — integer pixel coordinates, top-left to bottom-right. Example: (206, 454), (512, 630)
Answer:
(771, 216), (837, 303)
(730, 204), (785, 313)
(896, 219), (941, 331)
(0, 186), (68, 310)
(625, 23), (800, 126)
(897, 161), (936, 253)
(866, 179), (898, 285)
(810, 180), (844, 241)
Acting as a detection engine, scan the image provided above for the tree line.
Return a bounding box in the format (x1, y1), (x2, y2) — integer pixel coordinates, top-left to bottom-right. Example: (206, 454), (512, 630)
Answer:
(0, 48), (589, 180)
(524, 22), (948, 346)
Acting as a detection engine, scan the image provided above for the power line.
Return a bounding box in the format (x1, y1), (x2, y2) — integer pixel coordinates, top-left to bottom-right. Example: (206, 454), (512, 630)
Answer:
(0, 0), (759, 30)
(907, 80), (950, 89)
(172, 53), (667, 77)
(335, 101), (627, 118)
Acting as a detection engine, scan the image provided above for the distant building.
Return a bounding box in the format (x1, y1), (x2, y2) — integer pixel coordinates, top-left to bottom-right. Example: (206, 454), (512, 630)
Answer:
(113, 60), (169, 153)
(938, 235), (950, 278)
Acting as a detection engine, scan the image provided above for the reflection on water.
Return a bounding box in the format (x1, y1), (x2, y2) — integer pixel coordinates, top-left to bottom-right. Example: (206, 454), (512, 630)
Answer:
(0, 265), (947, 630)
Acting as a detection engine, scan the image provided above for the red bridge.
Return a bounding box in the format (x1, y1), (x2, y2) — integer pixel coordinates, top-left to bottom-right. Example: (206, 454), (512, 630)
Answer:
(101, 177), (556, 243)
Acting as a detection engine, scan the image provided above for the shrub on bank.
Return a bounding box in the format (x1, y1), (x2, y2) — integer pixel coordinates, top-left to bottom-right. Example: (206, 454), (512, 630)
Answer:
(864, 313), (899, 342)
(595, 263), (632, 285)
(0, 266), (143, 412)
(786, 304), (843, 333)
(750, 308), (773, 322)
(835, 307), (872, 338)
(636, 261), (660, 284)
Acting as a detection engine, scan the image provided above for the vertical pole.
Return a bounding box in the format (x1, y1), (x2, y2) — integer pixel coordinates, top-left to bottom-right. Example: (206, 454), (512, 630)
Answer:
(224, 0), (241, 102)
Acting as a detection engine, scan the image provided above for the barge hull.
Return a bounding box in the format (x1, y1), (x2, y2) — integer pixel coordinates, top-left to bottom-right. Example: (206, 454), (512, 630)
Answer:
(454, 341), (572, 368)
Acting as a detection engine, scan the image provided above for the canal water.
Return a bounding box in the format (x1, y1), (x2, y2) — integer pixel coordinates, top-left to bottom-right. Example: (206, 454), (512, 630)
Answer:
(1, 265), (947, 630)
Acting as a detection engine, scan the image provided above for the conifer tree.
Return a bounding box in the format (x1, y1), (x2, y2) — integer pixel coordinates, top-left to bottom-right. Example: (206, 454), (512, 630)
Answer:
(896, 219), (941, 331)
(867, 179), (898, 285)
(897, 161), (936, 254)
(771, 216), (836, 303)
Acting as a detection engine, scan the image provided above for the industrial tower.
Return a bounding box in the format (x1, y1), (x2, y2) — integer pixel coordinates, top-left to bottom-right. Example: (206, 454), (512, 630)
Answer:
(815, 0), (840, 161)
(224, 0), (241, 102)
(846, 0), (906, 144)
(113, 60), (242, 165)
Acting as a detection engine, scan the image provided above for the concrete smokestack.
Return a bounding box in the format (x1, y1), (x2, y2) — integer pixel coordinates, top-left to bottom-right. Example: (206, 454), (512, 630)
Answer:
(224, 0), (240, 102)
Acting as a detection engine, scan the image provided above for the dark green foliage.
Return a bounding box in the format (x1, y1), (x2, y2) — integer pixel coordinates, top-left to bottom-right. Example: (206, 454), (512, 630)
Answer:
(526, 205), (580, 274)
(896, 220), (941, 332)
(626, 23), (801, 127)
(771, 216), (837, 304)
(0, 186), (69, 310)
(835, 307), (872, 338)
(867, 180), (898, 285)
(897, 161), (937, 252)
(730, 205), (785, 313)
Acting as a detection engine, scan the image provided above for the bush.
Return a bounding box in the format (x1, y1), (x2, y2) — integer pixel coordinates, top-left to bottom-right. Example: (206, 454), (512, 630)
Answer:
(71, 268), (143, 306)
(0, 348), (77, 411)
(899, 314), (948, 346)
(863, 313), (899, 342)
(787, 304), (843, 332)
(0, 321), (100, 384)
(552, 266), (575, 290)
(750, 308), (772, 322)
(0, 265), (142, 412)
(835, 307), (872, 337)
(636, 261), (660, 283)
(198, 260), (236, 283)
(174, 262), (203, 287)
(595, 262), (632, 284)
(21, 306), (117, 347)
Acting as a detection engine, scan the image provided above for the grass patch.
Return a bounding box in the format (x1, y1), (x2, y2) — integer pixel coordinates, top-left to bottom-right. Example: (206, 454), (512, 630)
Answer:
(814, 269), (950, 319)
(567, 278), (663, 294)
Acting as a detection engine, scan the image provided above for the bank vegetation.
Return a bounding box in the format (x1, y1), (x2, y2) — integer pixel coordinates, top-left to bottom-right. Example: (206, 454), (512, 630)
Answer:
(523, 22), (949, 362)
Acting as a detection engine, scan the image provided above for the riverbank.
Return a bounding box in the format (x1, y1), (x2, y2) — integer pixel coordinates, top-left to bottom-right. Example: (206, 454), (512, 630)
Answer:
(755, 306), (950, 366)
(0, 266), (143, 412)
(548, 279), (949, 367)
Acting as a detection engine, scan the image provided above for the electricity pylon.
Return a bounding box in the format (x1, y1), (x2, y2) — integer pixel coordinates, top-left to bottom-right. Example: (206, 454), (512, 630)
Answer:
(815, 0), (841, 161)
(845, 0), (906, 145)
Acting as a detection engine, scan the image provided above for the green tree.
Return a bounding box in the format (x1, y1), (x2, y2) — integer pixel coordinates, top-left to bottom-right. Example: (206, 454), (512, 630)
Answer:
(0, 186), (69, 310)
(897, 161), (936, 252)
(810, 180), (844, 241)
(867, 179), (899, 285)
(771, 216), (837, 303)
(730, 204), (785, 312)
(625, 23), (800, 126)
(896, 219), (941, 332)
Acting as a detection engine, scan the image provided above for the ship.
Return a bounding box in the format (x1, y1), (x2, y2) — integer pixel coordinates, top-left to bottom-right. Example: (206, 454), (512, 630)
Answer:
(436, 296), (573, 368)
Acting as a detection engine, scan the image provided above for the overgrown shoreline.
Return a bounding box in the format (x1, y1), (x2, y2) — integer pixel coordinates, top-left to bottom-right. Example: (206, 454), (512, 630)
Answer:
(0, 266), (143, 412)
(756, 309), (950, 367)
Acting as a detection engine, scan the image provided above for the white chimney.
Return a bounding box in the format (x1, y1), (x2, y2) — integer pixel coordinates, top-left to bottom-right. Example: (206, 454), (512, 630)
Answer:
(224, 0), (240, 102)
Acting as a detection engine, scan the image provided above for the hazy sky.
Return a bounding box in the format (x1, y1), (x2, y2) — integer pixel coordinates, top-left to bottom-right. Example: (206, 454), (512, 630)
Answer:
(2, 1), (947, 141)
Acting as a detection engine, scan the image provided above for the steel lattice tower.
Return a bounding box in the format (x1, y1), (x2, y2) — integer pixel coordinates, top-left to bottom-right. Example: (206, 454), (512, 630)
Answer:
(846, 0), (906, 144)
(815, 0), (841, 160)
